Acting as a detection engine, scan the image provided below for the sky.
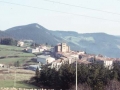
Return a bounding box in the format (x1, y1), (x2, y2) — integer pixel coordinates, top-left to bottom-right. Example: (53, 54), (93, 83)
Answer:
(0, 0), (120, 35)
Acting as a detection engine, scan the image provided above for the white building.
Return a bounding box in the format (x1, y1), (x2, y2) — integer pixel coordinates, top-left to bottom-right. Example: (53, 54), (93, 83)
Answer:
(36, 47), (45, 52)
(39, 45), (48, 50)
(51, 59), (63, 71)
(26, 47), (45, 53)
(104, 60), (113, 68)
(17, 41), (24, 47)
(37, 55), (55, 64)
(27, 48), (39, 53)
(28, 65), (41, 71)
(70, 54), (79, 59)
(0, 64), (4, 67)
(96, 59), (113, 69)
(78, 51), (86, 54)
(51, 56), (77, 70)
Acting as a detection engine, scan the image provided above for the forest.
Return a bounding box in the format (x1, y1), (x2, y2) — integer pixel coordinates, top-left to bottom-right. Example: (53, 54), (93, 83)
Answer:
(0, 38), (17, 46)
(32, 63), (120, 90)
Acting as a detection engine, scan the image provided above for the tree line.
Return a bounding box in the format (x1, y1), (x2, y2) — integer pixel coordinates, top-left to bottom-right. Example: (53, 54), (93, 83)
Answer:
(0, 38), (17, 46)
(31, 63), (120, 90)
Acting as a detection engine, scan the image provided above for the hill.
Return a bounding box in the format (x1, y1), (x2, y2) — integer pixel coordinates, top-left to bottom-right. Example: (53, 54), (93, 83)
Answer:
(5, 23), (63, 45)
(0, 30), (11, 38)
(51, 31), (120, 58)
(1, 23), (120, 58)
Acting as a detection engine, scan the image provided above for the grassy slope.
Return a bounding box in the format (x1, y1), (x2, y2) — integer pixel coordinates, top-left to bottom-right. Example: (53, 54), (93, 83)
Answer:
(0, 80), (38, 88)
(0, 46), (38, 88)
(0, 69), (38, 88)
(0, 45), (35, 65)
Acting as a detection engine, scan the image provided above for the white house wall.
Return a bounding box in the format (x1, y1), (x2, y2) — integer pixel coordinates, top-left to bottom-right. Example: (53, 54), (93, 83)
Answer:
(37, 58), (46, 64)
(46, 57), (55, 64)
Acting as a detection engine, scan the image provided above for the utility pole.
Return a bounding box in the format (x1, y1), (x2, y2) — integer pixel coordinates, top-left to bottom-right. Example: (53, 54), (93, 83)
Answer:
(76, 58), (77, 90)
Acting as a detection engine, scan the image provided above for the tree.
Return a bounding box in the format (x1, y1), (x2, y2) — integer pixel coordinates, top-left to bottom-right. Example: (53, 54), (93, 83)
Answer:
(31, 63), (120, 90)
(35, 67), (40, 83)
(14, 61), (20, 67)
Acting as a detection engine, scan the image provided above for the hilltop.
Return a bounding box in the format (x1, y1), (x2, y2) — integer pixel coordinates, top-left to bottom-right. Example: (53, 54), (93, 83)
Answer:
(4, 23), (63, 45)
(0, 23), (119, 57)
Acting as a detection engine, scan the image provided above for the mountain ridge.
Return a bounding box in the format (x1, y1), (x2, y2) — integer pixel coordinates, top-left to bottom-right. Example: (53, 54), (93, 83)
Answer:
(4, 23), (63, 45)
(0, 23), (119, 58)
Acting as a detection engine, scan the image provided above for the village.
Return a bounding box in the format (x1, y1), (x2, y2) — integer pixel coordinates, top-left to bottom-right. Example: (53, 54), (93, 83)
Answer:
(0, 40), (120, 72)
(0, 40), (120, 89)
(16, 41), (120, 71)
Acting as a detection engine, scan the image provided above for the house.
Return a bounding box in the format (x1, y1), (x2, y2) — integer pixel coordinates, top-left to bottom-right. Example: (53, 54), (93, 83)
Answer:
(77, 51), (86, 54)
(76, 60), (92, 65)
(39, 45), (48, 50)
(0, 64), (4, 67)
(37, 55), (55, 65)
(70, 54), (79, 59)
(26, 46), (46, 53)
(27, 65), (41, 71)
(95, 59), (113, 69)
(54, 43), (70, 53)
(39, 48), (45, 52)
(51, 59), (63, 70)
(17, 41), (24, 47)
(51, 56), (78, 70)
(27, 48), (39, 53)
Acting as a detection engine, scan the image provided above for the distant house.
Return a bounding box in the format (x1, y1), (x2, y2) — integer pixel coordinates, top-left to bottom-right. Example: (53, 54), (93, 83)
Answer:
(0, 64), (4, 67)
(27, 48), (39, 53)
(37, 55), (55, 65)
(70, 54), (79, 59)
(77, 51), (86, 54)
(54, 43), (70, 53)
(17, 41), (24, 47)
(51, 59), (62, 70)
(95, 59), (113, 69)
(28, 65), (41, 71)
(51, 56), (78, 70)
(67, 56), (76, 64)
(39, 45), (48, 50)
(76, 60), (92, 65)
(39, 48), (44, 52)
(26, 46), (46, 53)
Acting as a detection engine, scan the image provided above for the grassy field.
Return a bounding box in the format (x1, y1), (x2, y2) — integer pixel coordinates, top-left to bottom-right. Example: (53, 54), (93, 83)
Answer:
(0, 68), (38, 89)
(0, 45), (36, 65)
(0, 80), (38, 88)
(0, 57), (28, 65)
(0, 45), (34, 56)
(0, 45), (23, 51)
(0, 45), (39, 88)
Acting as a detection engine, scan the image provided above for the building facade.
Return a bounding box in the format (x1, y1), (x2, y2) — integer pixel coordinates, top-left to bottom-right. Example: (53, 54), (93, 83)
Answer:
(37, 55), (55, 64)
(17, 41), (24, 47)
(54, 43), (70, 53)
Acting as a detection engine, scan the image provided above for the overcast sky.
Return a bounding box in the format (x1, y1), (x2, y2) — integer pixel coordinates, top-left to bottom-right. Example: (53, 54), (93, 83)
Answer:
(0, 0), (120, 35)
